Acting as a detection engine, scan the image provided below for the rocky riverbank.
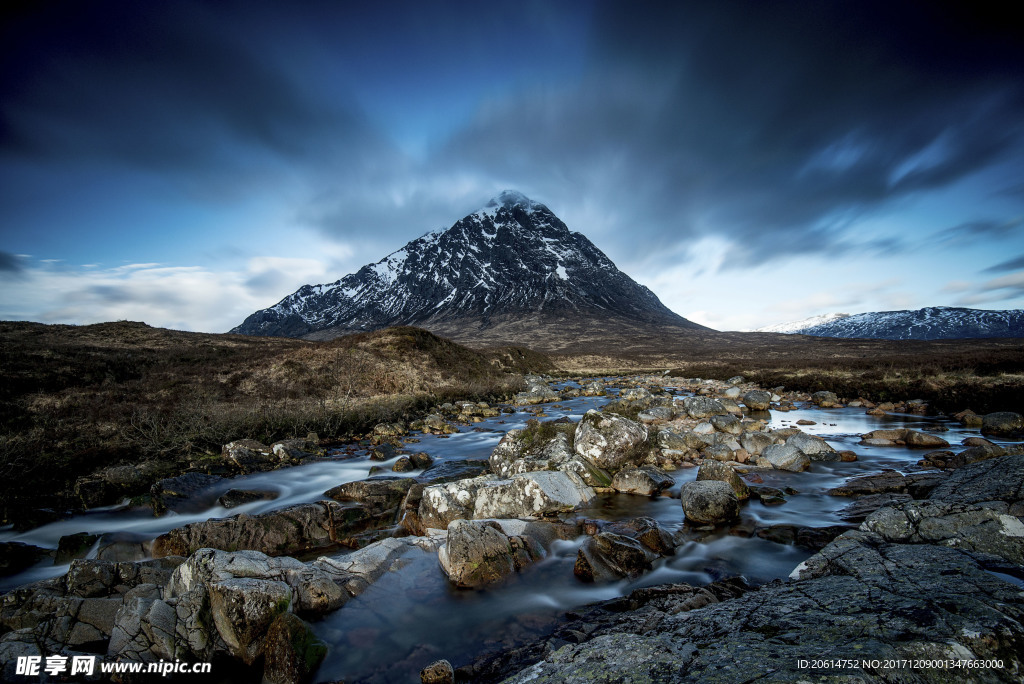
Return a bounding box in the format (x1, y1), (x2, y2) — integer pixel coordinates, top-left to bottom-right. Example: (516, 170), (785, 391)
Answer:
(2, 373), (1023, 682)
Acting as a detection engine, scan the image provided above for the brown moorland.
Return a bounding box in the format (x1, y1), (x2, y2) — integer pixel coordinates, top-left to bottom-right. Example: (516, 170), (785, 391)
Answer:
(2, 318), (1022, 525)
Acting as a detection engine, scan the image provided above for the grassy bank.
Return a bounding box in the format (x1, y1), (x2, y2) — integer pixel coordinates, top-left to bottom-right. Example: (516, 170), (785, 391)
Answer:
(0, 322), (529, 522)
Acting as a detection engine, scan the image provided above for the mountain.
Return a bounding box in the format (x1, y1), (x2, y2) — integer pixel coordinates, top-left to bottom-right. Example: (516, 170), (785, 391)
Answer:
(759, 306), (1024, 340)
(754, 312), (851, 334)
(231, 190), (708, 347)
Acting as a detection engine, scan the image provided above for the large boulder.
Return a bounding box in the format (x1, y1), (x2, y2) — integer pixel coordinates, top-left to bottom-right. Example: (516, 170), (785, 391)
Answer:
(438, 519), (540, 588)
(981, 411), (1024, 435)
(262, 612), (327, 684)
(150, 473), (225, 517)
(152, 499), (394, 558)
(574, 410), (649, 471)
(574, 518), (675, 582)
(681, 396), (727, 419)
(785, 432), (839, 461)
(861, 500), (1024, 564)
(680, 481), (740, 524)
(696, 461), (749, 500)
(324, 476), (416, 518)
(222, 439), (276, 473)
(610, 465), (674, 496)
(418, 476), (500, 530)
(473, 472), (596, 520)
(741, 390), (771, 411)
(810, 390), (840, 407)
(927, 453), (1024, 514)
(761, 443), (810, 472)
(490, 423), (611, 487)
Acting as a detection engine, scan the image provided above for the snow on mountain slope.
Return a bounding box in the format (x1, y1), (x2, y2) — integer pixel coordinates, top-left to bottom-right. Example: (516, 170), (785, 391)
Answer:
(754, 313), (851, 333)
(760, 306), (1024, 340)
(231, 190), (706, 338)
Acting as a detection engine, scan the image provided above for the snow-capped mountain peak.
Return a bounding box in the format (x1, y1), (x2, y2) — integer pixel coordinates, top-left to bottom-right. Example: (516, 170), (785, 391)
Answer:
(232, 191), (706, 339)
(757, 306), (1024, 340)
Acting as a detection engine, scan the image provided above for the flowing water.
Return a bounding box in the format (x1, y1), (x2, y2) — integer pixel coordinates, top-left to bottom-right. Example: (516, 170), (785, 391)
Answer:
(1, 383), (1019, 682)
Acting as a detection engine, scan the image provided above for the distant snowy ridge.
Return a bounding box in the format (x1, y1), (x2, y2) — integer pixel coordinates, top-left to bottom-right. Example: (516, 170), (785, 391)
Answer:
(231, 190), (706, 338)
(757, 306), (1024, 340)
(754, 313), (850, 333)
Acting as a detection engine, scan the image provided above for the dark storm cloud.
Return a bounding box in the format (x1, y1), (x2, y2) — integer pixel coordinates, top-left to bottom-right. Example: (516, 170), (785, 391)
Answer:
(441, 0), (1024, 267)
(0, 0), (393, 187)
(0, 251), (24, 273)
(983, 254), (1024, 274)
(939, 218), (1024, 243)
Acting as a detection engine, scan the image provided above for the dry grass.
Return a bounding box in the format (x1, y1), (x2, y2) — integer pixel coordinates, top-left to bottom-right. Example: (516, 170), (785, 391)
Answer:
(0, 322), (531, 522)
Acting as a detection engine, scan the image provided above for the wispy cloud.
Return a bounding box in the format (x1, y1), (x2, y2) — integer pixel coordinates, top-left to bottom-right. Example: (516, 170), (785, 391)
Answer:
(0, 257), (335, 332)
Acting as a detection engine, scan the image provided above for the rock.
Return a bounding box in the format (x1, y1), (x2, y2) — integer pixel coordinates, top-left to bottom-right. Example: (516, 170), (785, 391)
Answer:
(209, 577), (292, 664)
(727, 375), (745, 385)
(795, 419), (815, 425)
(574, 518), (675, 582)
(512, 387), (560, 406)
(861, 428), (907, 442)
(410, 452), (434, 469)
(637, 406), (675, 424)
(657, 428), (704, 451)
(837, 493), (913, 522)
(490, 424), (611, 488)
(904, 470), (949, 498)
(681, 396), (727, 419)
(573, 410), (648, 471)
(150, 472), (225, 516)
(761, 443), (809, 472)
(55, 533), (99, 564)
(418, 475), (500, 530)
(325, 476), (416, 519)
(903, 429), (950, 447)
(610, 465), (674, 496)
(218, 488), (279, 508)
(738, 431), (775, 456)
(152, 499), (388, 558)
(981, 411), (1024, 435)
(810, 390), (840, 407)
(421, 659), (455, 684)
(392, 457), (415, 472)
(422, 414), (459, 433)
(722, 386), (741, 399)
(619, 387), (654, 406)
(439, 519), (538, 588)
(95, 532), (150, 562)
(272, 438), (317, 462)
(167, 548), (346, 619)
(262, 612), (327, 684)
(222, 439), (275, 472)
(372, 422), (407, 438)
(680, 480), (740, 524)
(417, 458), (490, 485)
(581, 381), (606, 397)
(826, 470), (906, 496)
(473, 471), (596, 520)
(741, 390), (771, 411)
(499, 534), (1024, 683)
(861, 500), (1024, 564)
(928, 453), (1024, 513)
(785, 432), (838, 461)
(369, 442), (398, 461)
(696, 461), (749, 500)
(750, 486), (787, 505)
(710, 414), (742, 435)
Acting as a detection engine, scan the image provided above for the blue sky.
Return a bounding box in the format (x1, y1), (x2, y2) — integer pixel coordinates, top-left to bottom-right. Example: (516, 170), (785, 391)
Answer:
(2, 0), (1023, 332)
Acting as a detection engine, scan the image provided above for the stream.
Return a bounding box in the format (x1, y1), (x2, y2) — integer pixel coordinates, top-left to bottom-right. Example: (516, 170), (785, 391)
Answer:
(1, 380), (1018, 682)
